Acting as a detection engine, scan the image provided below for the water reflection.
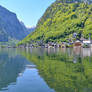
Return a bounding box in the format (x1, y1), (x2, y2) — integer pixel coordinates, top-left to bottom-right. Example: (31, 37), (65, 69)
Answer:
(0, 48), (55, 92)
(0, 48), (92, 92)
(22, 48), (92, 92)
(0, 48), (30, 90)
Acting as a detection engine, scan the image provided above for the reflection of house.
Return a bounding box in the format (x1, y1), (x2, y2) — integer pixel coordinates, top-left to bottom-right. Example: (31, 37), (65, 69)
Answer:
(82, 48), (91, 57)
(73, 48), (92, 57)
(73, 46), (81, 56)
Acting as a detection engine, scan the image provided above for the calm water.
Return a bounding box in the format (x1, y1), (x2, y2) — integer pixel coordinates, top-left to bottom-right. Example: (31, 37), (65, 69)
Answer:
(0, 48), (92, 92)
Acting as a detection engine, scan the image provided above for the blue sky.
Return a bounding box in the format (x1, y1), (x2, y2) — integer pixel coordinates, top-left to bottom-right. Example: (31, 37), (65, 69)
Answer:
(0, 0), (55, 27)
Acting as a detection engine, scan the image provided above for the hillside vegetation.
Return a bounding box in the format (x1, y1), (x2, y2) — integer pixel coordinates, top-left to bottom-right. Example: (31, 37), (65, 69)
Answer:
(19, 0), (92, 45)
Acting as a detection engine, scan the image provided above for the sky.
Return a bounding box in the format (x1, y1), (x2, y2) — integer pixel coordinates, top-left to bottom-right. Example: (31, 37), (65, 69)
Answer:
(0, 0), (55, 27)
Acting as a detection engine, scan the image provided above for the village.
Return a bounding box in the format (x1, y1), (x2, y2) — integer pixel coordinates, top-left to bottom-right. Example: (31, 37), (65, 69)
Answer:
(18, 40), (92, 48)
(18, 33), (92, 48)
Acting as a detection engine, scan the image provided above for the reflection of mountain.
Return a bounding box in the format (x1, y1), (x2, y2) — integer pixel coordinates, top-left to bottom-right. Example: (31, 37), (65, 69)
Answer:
(0, 50), (29, 90)
(21, 48), (92, 92)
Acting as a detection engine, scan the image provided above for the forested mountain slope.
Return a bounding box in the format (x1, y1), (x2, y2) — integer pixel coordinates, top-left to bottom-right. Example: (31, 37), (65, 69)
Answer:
(19, 0), (92, 45)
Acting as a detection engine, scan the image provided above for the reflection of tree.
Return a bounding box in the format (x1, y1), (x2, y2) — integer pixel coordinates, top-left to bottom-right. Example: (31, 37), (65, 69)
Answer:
(0, 49), (29, 90)
(21, 48), (92, 92)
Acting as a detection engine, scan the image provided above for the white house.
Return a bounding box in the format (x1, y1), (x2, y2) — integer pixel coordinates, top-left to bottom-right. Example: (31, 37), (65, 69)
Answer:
(83, 40), (91, 44)
(82, 40), (91, 48)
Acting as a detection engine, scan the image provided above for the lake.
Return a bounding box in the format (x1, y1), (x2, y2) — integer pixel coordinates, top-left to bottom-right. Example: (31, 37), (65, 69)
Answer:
(0, 48), (92, 92)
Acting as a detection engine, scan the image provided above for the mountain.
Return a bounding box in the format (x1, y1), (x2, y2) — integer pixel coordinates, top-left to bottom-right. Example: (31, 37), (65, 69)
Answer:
(27, 27), (36, 33)
(18, 0), (92, 45)
(56, 0), (92, 4)
(0, 5), (29, 42)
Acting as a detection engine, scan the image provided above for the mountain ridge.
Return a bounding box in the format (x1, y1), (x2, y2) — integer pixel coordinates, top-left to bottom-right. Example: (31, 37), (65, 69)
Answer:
(18, 0), (92, 45)
(0, 5), (30, 43)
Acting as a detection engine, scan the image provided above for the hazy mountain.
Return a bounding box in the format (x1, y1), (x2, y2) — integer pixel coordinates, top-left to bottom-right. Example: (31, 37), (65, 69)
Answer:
(27, 27), (36, 33)
(0, 5), (29, 42)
